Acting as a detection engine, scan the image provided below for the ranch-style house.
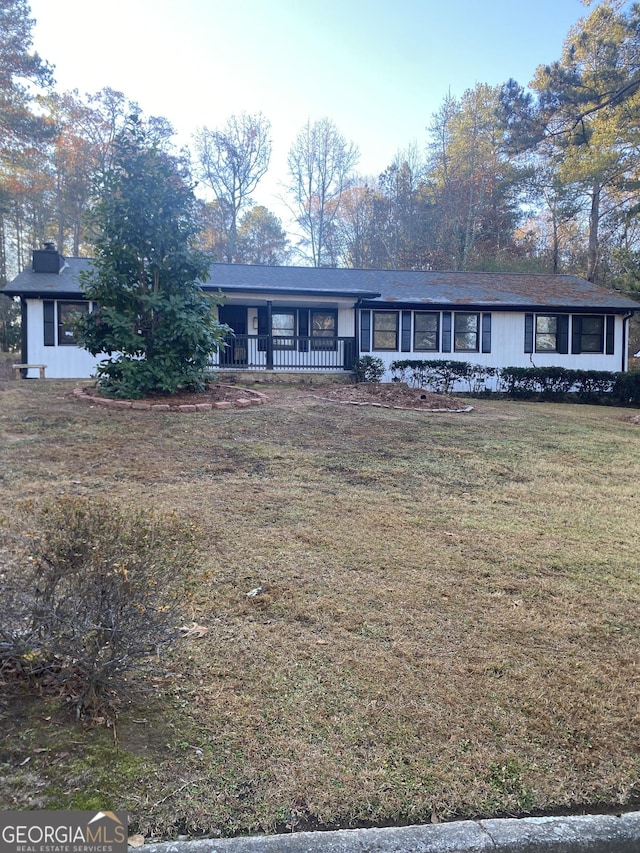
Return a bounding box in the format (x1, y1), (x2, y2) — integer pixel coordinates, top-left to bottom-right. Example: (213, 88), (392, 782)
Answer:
(3, 246), (638, 385)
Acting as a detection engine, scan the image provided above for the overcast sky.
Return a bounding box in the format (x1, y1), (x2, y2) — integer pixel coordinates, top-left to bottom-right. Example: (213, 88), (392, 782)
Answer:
(28, 0), (598, 213)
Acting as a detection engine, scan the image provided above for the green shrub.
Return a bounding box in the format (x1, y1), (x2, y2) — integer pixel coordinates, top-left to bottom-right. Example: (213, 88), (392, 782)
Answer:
(354, 356), (385, 382)
(501, 366), (621, 402)
(0, 496), (202, 719)
(612, 370), (640, 406)
(390, 359), (496, 394)
(574, 370), (617, 403)
(500, 366), (548, 398)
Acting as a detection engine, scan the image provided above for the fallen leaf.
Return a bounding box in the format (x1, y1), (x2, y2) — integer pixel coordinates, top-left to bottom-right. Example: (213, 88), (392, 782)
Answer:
(179, 622), (210, 638)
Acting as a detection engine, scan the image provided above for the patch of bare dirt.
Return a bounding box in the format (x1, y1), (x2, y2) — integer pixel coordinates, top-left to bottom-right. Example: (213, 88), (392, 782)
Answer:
(77, 381), (472, 412)
(79, 383), (264, 408)
(140, 384), (261, 406)
(308, 382), (472, 411)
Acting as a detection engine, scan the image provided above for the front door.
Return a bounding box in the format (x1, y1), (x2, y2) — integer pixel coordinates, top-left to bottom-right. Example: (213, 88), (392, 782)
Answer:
(219, 306), (248, 366)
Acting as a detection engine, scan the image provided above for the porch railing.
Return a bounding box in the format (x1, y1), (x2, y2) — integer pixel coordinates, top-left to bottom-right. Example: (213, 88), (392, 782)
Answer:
(214, 334), (356, 371)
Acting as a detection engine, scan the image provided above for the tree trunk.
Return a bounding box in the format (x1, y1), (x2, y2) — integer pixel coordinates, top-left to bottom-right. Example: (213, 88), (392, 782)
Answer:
(587, 182), (601, 282)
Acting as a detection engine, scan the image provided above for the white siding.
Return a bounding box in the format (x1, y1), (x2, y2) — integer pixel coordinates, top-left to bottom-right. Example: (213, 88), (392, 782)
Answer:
(24, 295), (631, 382)
(25, 299), (104, 379)
(366, 310), (628, 388)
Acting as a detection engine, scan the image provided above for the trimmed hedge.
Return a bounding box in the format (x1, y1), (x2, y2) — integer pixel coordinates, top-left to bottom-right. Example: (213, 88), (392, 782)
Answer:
(389, 359), (640, 406)
(500, 366), (638, 404)
(614, 370), (640, 406)
(390, 359), (498, 394)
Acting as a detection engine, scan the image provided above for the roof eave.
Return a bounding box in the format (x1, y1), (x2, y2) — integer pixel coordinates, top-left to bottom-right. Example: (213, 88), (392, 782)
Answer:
(360, 299), (639, 313)
(204, 284), (382, 299)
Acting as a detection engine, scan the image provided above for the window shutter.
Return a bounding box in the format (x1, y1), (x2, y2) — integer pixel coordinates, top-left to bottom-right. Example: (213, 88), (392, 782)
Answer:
(557, 315), (569, 354)
(571, 316), (582, 354)
(298, 309), (309, 352)
(481, 313), (492, 353)
(442, 311), (452, 352)
(605, 315), (615, 355)
(43, 300), (55, 346)
(401, 311), (412, 352)
(524, 313), (533, 353)
(360, 310), (371, 353)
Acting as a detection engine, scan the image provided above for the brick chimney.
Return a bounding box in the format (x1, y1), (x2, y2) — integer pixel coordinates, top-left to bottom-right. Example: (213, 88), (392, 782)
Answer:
(32, 243), (65, 274)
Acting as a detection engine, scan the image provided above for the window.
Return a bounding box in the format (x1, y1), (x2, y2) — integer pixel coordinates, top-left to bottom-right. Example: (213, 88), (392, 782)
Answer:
(310, 310), (337, 350)
(571, 315), (614, 355)
(579, 316), (604, 352)
(372, 312), (399, 350)
(414, 312), (439, 351)
(454, 313), (479, 352)
(535, 315), (558, 351)
(526, 314), (568, 354)
(57, 301), (89, 345)
(272, 311), (296, 349)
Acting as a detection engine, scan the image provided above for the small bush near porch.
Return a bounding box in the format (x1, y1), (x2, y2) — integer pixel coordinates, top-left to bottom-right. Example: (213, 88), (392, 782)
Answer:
(0, 382), (638, 838)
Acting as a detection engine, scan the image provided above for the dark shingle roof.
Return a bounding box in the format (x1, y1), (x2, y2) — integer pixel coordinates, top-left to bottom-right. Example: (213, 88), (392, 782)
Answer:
(355, 269), (640, 310)
(3, 257), (91, 296)
(3, 260), (639, 312)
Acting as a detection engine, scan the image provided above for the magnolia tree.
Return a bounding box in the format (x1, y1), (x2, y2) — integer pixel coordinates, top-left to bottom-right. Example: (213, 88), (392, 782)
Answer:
(76, 117), (228, 398)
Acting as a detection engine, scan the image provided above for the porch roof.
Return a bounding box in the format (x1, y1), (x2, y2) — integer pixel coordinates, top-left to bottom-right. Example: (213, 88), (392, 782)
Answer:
(205, 263), (381, 299)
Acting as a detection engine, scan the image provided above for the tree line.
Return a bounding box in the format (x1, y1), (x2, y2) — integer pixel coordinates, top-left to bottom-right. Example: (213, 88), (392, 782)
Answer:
(2, 0), (640, 337)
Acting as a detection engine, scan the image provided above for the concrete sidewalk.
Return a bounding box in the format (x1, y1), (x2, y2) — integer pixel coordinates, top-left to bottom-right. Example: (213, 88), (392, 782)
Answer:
(139, 810), (640, 852)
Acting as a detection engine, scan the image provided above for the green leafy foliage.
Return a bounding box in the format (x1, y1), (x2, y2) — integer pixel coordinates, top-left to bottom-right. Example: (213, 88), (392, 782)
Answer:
(75, 117), (228, 398)
(354, 355), (385, 382)
(501, 3), (640, 284)
(0, 0), (53, 162)
(0, 293), (20, 350)
(613, 370), (640, 406)
(390, 358), (497, 394)
(500, 366), (639, 404)
(389, 359), (640, 406)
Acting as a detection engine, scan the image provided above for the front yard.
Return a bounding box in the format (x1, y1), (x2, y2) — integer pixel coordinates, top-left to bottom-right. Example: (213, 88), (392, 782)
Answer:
(0, 380), (639, 839)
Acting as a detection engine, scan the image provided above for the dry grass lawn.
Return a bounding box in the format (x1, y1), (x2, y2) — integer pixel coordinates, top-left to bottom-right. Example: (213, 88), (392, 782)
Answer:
(0, 378), (639, 840)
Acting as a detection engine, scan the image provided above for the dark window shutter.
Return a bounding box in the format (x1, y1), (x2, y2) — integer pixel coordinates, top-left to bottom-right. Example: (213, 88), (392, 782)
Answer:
(442, 311), (452, 353)
(298, 309), (309, 352)
(43, 300), (55, 346)
(257, 307), (268, 352)
(524, 313), (533, 353)
(481, 313), (492, 353)
(360, 310), (371, 353)
(605, 315), (614, 355)
(557, 315), (569, 354)
(401, 311), (412, 352)
(571, 316), (582, 354)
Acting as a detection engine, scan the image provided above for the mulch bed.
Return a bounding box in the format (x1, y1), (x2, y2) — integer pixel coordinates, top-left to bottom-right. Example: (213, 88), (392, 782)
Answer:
(72, 381), (474, 413)
(74, 383), (473, 412)
(308, 382), (473, 412)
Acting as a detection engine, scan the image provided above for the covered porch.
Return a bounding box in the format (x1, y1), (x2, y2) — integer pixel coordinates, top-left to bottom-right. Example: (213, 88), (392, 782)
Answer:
(213, 301), (357, 372)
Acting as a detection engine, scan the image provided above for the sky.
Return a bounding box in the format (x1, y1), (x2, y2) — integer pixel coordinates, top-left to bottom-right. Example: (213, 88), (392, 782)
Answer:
(27, 0), (595, 216)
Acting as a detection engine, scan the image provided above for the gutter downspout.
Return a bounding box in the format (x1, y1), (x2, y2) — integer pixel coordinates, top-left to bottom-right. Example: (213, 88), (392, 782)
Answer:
(622, 311), (634, 372)
(20, 297), (28, 376)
